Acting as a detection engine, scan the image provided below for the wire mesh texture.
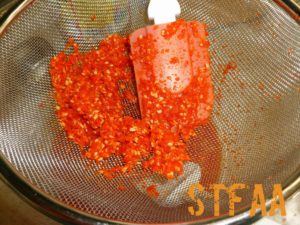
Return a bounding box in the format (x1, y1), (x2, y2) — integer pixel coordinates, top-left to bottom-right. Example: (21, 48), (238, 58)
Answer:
(0, 0), (299, 224)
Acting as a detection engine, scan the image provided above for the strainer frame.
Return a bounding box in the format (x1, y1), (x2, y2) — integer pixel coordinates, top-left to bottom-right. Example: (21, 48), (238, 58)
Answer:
(0, 0), (299, 224)
(1, 153), (300, 225)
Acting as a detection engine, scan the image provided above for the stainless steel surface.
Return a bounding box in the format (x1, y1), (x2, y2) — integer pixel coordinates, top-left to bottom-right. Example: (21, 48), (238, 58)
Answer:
(0, 178), (60, 225)
(0, 0), (300, 224)
(0, 0), (20, 18)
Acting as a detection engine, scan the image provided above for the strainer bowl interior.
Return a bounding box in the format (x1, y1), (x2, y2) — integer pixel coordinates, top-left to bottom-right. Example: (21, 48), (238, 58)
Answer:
(0, 0), (299, 224)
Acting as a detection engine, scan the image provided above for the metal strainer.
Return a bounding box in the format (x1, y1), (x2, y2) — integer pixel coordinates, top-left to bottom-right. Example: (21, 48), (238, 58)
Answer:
(0, 0), (300, 224)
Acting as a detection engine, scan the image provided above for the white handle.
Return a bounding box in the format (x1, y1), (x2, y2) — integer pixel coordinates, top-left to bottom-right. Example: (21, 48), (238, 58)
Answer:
(148, 0), (181, 25)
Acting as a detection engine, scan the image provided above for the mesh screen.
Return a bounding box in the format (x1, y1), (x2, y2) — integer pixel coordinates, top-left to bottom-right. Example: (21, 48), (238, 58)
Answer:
(0, 0), (299, 224)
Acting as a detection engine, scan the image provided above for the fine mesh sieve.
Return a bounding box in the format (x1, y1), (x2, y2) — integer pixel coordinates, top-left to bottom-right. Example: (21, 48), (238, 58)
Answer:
(0, 0), (300, 224)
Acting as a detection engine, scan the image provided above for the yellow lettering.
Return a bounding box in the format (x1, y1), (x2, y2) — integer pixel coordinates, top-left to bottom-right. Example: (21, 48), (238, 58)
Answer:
(269, 184), (286, 216)
(250, 184), (267, 217)
(187, 184), (205, 217)
(228, 183), (246, 216)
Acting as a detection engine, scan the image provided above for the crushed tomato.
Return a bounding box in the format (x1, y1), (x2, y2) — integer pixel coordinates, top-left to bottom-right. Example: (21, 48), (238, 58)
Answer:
(50, 21), (214, 181)
(146, 185), (160, 198)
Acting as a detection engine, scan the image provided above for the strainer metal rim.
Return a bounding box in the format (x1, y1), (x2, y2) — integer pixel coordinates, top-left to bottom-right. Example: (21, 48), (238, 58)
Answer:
(0, 0), (299, 224)
(1, 153), (299, 225)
